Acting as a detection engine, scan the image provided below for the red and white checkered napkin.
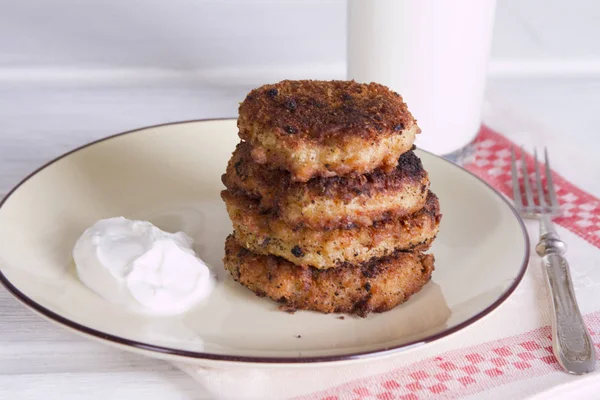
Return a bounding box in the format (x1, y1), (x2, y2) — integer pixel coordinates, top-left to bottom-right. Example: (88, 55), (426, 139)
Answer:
(297, 315), (600, 400)
(466, 127), (600, 248)
(292, 126), (600, 400)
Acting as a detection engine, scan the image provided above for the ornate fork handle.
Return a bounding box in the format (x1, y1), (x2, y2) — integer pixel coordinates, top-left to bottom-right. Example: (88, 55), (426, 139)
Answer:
(536, 220), (596, 374)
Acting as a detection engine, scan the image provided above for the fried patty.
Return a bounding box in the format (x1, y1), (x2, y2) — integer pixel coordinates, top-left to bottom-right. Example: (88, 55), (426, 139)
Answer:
(224, 235), (435, 317)
(221, 190), (440, 269)
(222, 142), (430, 230)
(238, 80), (420, 182)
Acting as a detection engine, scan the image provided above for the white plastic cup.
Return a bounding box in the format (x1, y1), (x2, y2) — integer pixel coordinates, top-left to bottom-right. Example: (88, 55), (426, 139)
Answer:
(347, 0), (497, 159)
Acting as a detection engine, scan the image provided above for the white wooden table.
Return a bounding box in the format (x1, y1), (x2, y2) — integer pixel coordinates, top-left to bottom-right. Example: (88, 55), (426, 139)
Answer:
(1, 79), (598, 399)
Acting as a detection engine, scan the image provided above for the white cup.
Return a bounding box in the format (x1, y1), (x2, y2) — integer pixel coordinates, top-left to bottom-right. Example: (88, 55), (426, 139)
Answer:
(347, 0), (497, 159)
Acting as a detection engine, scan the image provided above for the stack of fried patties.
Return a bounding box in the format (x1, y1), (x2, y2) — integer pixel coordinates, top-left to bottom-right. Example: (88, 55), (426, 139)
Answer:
(221, 80), (441, 317)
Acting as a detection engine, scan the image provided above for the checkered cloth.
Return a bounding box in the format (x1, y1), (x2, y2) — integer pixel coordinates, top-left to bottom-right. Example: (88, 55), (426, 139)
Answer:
(297, 315), (600, 400)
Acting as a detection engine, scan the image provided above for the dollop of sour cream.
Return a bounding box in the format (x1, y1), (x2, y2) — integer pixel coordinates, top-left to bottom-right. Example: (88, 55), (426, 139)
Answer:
(73, 217), (214, 315)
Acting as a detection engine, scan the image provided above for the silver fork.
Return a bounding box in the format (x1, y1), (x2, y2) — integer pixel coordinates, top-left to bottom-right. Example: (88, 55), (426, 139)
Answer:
(511, 147), (596, 374)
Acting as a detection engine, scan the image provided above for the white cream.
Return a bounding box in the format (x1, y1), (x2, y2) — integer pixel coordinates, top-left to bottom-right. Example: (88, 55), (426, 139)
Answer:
(73, 217), (214, 315)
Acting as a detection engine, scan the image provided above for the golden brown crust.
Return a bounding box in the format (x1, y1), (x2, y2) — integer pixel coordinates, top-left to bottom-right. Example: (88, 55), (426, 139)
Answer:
(221, 190), (441, 269)
(224, 235), (435, 317)
(238, 80), (417, 142)
(237, 80), (420, 182)
(222, 142), (429, 229)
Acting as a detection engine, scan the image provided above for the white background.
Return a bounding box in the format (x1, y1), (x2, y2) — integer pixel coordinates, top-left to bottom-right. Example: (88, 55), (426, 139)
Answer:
(2, 0), (600, 80)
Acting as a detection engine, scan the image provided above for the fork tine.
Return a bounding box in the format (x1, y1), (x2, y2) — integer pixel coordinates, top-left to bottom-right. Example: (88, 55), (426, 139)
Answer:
(544, 147), (560, 210)
(511, 147), (523, 208)
(521, 146), (535, 209)
(534, 148), (547, 210)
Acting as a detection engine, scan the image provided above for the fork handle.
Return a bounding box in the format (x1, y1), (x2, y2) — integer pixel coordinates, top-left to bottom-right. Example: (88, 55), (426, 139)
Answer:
(536, 233), (596, 374)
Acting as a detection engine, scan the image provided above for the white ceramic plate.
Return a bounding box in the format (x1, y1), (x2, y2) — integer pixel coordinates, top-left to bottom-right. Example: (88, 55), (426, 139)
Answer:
(0, 119), (528, 366)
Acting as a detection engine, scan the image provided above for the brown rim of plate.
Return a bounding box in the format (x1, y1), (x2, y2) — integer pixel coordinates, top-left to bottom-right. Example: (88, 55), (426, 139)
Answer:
(0, 118), (530, 365)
